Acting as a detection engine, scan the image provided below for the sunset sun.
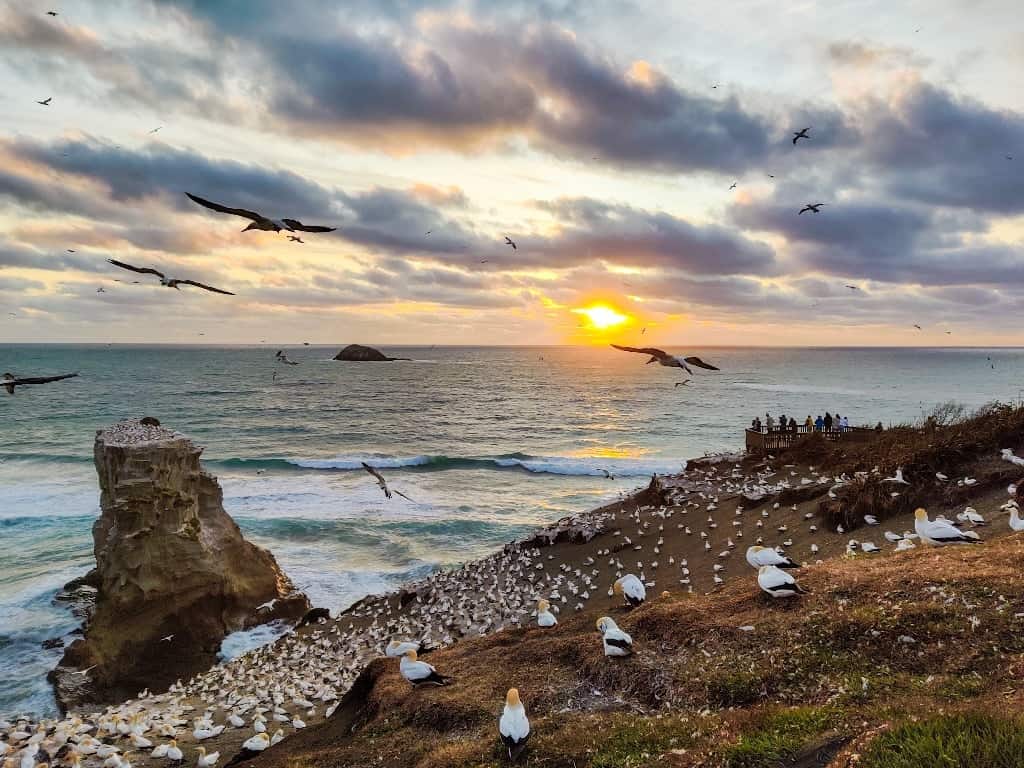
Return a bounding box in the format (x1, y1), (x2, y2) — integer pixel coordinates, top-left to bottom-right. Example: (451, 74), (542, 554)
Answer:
(573, 304), (630, 330)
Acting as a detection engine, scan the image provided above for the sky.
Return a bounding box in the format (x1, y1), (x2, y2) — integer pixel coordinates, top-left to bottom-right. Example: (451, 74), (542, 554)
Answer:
(0, 0), (1021, 346)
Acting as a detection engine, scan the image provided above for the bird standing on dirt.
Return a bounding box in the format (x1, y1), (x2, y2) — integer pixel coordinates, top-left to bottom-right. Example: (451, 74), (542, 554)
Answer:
(745, 545), (799, 569)
(597, 617), (633, 656)
(613, 574), (646, 607)
(400, 650), (451, 687)
(498, 688), (530, 762)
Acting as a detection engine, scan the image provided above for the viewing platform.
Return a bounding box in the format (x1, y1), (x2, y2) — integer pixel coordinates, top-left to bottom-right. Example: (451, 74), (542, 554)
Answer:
(745, 425), (878, 456)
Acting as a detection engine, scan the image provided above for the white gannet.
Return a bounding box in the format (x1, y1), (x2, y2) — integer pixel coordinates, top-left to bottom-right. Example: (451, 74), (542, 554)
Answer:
(498, 688), (530, 762)
(239, 733), (269, 755)
(191, 723), (224, 741)
(385, 639), (429, 657)
(957, 507), (987, 526)
(536, 599), (557, 627)
(196, 747), (219, 768)
(166, 742), (183, 762)
(270, 730), (285, 746)
(185, 193), (336, 234)
(361, 462), (416, 502)
(863, 515), (879, 526)
(881, 468), (910, 485)
(610, 345), (719, 375)
(914, 508), (980, 545)
(596, 617), (633, 657)
(107, 260), (234, 295)
(745, 545), (798, 569)
(1002, 448), (1024, 467)
(757, 565), (807, 598)
(613, 574), (646, 607)
(399, 650), (451, 687)
(1009, 506), (1024, 532)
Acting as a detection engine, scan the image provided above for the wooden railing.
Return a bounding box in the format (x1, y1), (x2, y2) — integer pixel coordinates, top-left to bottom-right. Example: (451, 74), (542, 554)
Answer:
(745, 425), (878, 455)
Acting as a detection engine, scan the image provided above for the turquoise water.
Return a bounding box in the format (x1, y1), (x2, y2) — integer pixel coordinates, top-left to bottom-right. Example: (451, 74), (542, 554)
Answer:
(1, 344), (1021, 717)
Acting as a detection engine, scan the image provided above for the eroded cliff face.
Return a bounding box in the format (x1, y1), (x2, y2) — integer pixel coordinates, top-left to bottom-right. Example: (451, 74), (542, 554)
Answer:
(52, 420), (309, 709)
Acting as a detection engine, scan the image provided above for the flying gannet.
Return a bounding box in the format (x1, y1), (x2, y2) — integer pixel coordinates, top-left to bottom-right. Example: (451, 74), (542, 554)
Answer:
(757, 565), (807, 597)
(361, 462), (416, 502)
(399, 650), (451, 687)
(185, 193), (336, 234)
(610, 345), (719, 375)
(914, 508), (980, 545)
(596, 617), (633, 657)
(498, 688), (530, 762)
(798, 203), (825, 214)
(3, 371), (78, 395)
(792, 127), (811, 144)
(613, 574), (646, 607)
(107, 260), (234, 295)
(745, 545), (799, 569)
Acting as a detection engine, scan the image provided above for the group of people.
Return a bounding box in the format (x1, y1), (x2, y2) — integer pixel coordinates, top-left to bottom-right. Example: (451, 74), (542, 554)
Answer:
(751, 412), (850, 433)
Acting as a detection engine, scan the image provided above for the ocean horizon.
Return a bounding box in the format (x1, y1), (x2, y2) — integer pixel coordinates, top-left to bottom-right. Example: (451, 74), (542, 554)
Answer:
(2, 344), (1022, 718)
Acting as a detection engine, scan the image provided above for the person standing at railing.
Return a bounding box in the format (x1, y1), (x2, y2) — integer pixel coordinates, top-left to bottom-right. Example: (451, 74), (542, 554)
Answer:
(814, 414), (824, 432)
(766, 413), (774, 432)
(841, 414), (849, 432)
(779, 414), (787, 434)
(805, 415), (813, 433)
(824, 412), (833, 432)
(788, 417), (797, 433)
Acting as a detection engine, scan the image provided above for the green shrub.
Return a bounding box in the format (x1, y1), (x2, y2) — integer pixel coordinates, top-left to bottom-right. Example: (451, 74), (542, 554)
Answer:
(861, 713), (1024, 768)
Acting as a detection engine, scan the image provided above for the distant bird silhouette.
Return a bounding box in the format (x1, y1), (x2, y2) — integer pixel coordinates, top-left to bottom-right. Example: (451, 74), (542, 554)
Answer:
(287, 235), (304, 243)
(107, 259), (234, 295)
(46, 10), (58, 16)
(425, 230), (432, 235)
(598, 468), (615, 480)
(844, 284), (860, 291)
(1006, 155), (1013, 160)
(37, 97), (52, 106)
(362, 462), (416, 502)
(611, 345), (719, 375)
(149, 126), (162, 134)
(96, 287), (105, 293)
(913, 324), (922, 330)
(798, 203), (825, 214)
(3, 371), (78, 395)
(792, 127), (811, 144)
(66, 249), (75, 253)
(186, 193), (335, 234)
(275, 350), (298, 366)
(675, 380), (692, 387)
(728, 182), (737, 190)
(504, 236), (517, 250)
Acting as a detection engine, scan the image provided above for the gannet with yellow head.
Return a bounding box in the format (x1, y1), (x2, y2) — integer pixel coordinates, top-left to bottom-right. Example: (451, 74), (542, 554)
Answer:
(914, 508), (980, 545)
(399, 650), (451, 687)
(536, 599), (557, 627)
(498, 688), (530, 762)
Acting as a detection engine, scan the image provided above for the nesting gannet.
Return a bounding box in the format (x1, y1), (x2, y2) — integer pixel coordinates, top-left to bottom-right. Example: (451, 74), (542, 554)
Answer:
(196, 747), (219, 768)
(1008, 507), (1024, 532)
(914, 508), (980, 545)
(613, 574), (646, 607)
(596, 617), (633, 656)
(757, 565), (807, 598)
(1001, 449), (1024, 467)
(863, 515), (879, 526)
(107, 260), (234, 295)
(957, 508), (987, 526)
(185, 193), (336, 234)
(498, 688), (530, 762)
(399, 650), (451, 687)
(385, 639), (428, 657)
(536, 599), (557, 627)
(610, 345), (719, 375)
(3, 371), (78, 395)
(745, 546), (798, 569)
(882, 468), (910, 485)
(238, 733), (269, 756)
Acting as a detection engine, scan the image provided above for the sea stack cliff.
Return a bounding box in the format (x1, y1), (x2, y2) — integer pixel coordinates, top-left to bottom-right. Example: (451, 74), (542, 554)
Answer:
(52, 420), (309, 709)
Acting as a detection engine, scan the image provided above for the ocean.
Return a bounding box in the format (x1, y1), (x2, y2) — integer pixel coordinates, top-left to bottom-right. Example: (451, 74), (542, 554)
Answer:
(1, 344), (1021, 718)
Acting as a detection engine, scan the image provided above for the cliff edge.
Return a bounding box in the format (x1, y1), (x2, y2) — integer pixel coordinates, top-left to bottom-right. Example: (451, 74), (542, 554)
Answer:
(51, 420), (309, 709)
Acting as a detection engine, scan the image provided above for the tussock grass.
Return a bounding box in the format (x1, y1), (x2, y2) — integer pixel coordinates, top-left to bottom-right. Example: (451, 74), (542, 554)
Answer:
(722, 707), (838, 767)
(861, 712), (1024, 768)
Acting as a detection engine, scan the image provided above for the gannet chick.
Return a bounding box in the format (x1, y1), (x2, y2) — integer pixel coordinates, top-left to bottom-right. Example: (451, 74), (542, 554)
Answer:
(400, 650), (451, 687)
(914, 508), (980, 545)
(596, 617), (633, 657)
(498, 688), (530, 762)
(745, 545), (799, 569)
(536, 599), (557, 627)
(757, 565), (807, 598)
(613, 574), (646, 607)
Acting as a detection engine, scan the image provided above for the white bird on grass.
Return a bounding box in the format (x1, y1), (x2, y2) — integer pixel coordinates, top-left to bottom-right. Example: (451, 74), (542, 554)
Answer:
(596, 617), (633, 656)
(536, 599), (557, 627)
(757, 565), (807, 598)
(613, 574), (646, 607)
(400, 650), (451, 687)
(914, 508), (980, 545)
(498, 688), (530, 762)
(745, 545), (799, 569)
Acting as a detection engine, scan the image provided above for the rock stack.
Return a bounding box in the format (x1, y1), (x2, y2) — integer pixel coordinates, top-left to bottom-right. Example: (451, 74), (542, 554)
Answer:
(51, 420), (309, 709)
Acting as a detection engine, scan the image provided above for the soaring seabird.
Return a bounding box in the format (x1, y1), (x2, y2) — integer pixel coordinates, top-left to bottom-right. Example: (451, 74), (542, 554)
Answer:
(107, 260), (234, 295)
(498, 689), (530, 762)
(745, 545), (799, 569)
(287, 236), (304, 243)
(611, 345), (719, 375)
(185, 193), (336, 234)
(792, 127), (811, 144)
(274, 350), (298, 366)
(674, 380), (691, 387)
(399, 650), (450, 687)
(914, 508), (980, 545)
(798, 203), (825, 214)
(504, 236), (517, 250)
(613, 574), (646, 607)
(728, 182), (738, 190)
(46, 10), (58, 15)
(757, 565), (807, 597)
(596, 617), (633, 656)
(3, 371), (78, 395)
(361, 462), (415, 502)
